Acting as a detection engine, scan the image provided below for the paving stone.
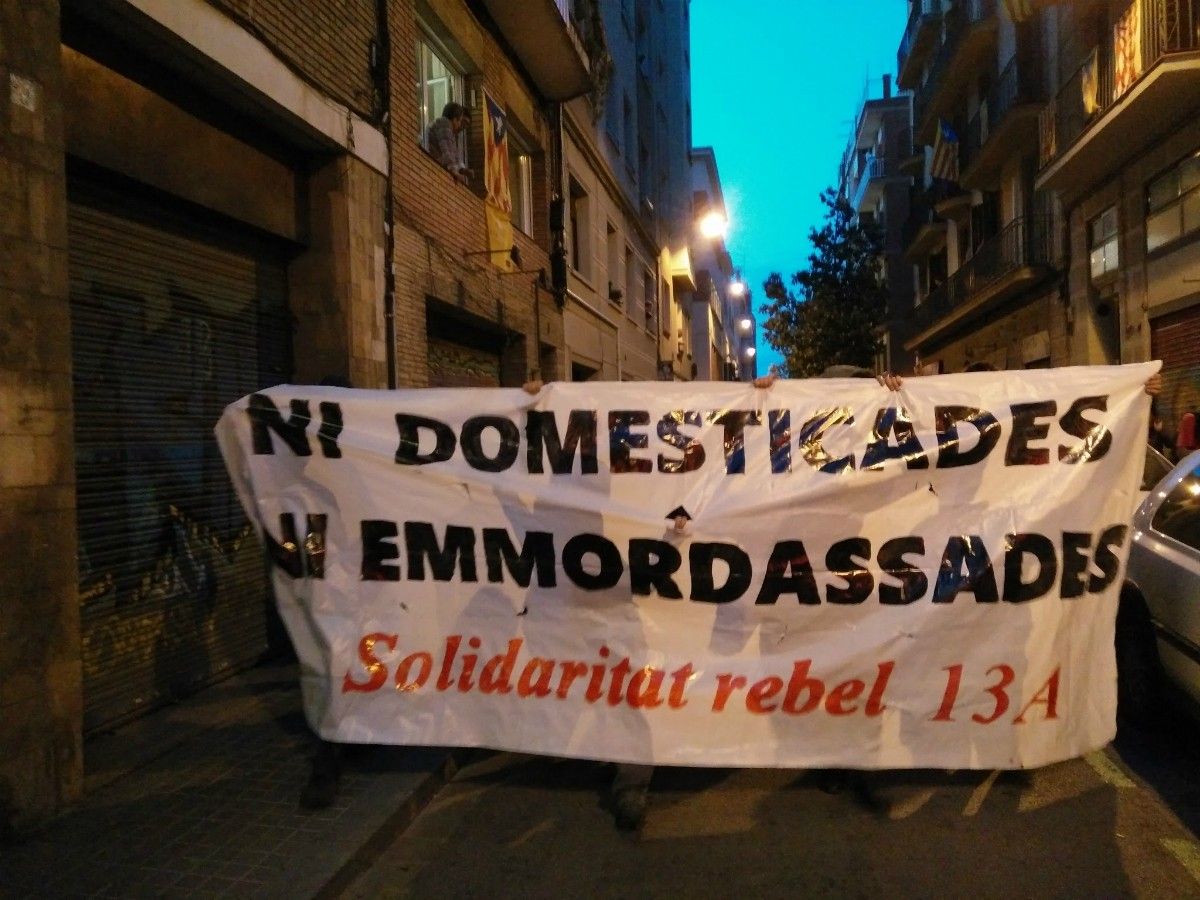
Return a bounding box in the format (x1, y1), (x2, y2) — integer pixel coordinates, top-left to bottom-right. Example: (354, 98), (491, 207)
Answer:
(0, 660), (451, 898)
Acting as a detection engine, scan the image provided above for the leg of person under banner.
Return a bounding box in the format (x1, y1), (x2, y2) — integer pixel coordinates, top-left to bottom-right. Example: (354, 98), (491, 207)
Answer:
(609, 763), (653, 831)
(300, 738), (343, 809)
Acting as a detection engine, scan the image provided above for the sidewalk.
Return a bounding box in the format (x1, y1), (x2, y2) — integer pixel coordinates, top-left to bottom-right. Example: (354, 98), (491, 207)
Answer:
(0, 659), (456, 899)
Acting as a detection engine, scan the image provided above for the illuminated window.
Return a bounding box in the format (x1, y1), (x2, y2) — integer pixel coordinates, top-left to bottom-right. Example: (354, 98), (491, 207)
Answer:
(1089, 207), (1119, 280)
(1147, 150), (1200, 253)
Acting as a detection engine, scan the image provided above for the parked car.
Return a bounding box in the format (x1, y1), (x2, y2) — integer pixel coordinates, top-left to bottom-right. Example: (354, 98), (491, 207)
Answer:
(1117, 447), (1200, 721)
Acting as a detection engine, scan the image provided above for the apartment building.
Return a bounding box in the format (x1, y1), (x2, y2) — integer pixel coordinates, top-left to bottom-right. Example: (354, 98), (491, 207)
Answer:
(894, 0), (1198, 405)
(899, 0), (1062, 373)
(402, 0), (588, 389)
(560, 0), (698, 382)
(837, 76), (915, 374)
(0, 0), (601, 832)
(689, 147), (755, 381)
(1038, 0), (1200, 443)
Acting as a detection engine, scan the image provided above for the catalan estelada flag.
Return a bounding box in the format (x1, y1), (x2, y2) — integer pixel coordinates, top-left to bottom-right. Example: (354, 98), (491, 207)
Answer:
(482, 92), (514, 271)
(931, 119), (960, 183)
(484, 93), (512, 213)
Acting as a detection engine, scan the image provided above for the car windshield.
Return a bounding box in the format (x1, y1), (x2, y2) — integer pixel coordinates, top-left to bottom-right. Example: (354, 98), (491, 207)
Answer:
(1150, 457), (1200, 551)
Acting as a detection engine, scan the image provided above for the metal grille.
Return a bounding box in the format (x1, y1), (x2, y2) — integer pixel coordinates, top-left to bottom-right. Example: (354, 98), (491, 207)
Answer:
(1151, 305), (1200, 448)
(69, 196), (292, 733)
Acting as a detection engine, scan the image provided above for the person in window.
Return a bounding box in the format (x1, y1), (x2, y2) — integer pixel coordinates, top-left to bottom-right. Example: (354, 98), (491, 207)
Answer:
(429, 102), (472, 185)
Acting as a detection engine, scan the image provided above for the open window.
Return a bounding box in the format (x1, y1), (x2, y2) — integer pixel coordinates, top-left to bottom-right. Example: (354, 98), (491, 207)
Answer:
(509, 130), (534, 235)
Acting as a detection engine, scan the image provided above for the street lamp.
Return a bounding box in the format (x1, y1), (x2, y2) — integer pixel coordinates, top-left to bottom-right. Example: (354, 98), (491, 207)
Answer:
(698, 210), (728, 240)
(745, 346), (757, 358)
(728, 279), (746, 298)
(739, 316), (753, 331)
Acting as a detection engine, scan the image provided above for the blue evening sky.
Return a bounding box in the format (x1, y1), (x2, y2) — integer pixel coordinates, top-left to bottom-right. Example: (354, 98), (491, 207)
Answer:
(691, 0), (908, 375)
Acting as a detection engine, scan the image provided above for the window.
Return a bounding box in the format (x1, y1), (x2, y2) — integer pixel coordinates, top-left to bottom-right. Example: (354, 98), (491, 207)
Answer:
(606, 223), (620, 304)
(417, 34), (464, 154)
(568, 176), (591, 278)
(1143, 446), (1174, 492)
(605, 79), (621, 149)
(509, 133), (534, 235)
(1147, 150), (1200, 253)
(625, 246), (637, 319)
(1151, 460), (1200, 551)
(623, 94), (635, 172)
(1089, 206), (1119, 280)
(645, 270), (657, 335)
(659, 274), (671, 335)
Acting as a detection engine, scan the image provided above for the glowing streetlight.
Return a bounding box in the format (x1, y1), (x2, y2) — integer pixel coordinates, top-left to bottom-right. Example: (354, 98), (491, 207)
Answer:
(744, 346), (757, 358)
(739, 317), (753, 331)
(728, 279), (746, 298)
(698, 210), (728, 240)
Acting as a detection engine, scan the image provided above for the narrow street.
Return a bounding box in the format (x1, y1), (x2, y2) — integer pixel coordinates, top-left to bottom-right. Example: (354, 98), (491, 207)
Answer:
(335, 717), (1200, 900)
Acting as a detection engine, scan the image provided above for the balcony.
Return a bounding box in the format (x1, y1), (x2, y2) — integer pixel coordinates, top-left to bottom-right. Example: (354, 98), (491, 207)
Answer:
(961, 55), (1044, 189)
(480, 0), (597, 100)
(1037, 0), (1200, 195)
(912, 0), (998, 145)
(848, 155), (899, 212)
(897, 0), (942, 90)
(903, 201), (947, 262)
(906, 215), (1056, 350)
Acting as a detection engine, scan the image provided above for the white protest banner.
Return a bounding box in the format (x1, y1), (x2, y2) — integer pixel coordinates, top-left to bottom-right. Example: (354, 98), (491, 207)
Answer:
(215, 363), (1156, 770)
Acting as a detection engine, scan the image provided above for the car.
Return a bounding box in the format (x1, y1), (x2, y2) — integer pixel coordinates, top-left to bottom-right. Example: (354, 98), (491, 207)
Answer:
(1117, 446), (1200, 721)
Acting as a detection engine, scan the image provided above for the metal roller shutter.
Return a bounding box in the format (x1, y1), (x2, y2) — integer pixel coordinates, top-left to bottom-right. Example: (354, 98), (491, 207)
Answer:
(426, 307), (503, 387)
(69, 192), (292, 732)
(1151, 304), (1200, 450)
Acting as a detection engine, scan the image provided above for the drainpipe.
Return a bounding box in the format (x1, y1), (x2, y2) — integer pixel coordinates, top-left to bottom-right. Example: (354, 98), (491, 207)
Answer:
(374, 0), (397, 388)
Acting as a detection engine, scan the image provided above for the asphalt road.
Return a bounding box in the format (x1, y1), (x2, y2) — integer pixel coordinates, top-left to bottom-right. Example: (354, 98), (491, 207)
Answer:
(334, 720), (1200, 900)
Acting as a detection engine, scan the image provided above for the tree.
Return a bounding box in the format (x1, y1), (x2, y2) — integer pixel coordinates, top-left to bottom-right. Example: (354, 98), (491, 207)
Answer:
(760, 188), (887, 378)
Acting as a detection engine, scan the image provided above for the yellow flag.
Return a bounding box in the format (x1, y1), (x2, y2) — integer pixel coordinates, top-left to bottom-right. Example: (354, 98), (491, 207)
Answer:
(1081, 47), (1100, 115)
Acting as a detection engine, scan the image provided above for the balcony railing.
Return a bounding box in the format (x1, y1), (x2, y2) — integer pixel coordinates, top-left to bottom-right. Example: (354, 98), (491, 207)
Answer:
(850, 154), (892, 210)
(913, 0), (997, 139)
(964, 54), (1043, 170)
(897, 0), (942, 88)
(914, 214), (1054, 328)
(1040, 0), (1199, 169)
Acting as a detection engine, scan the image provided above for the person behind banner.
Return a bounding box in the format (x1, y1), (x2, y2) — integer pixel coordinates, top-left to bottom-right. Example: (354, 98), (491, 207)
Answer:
(1148, 399), (1173, 460)
(523, 378), (657, 831)
(752, 363), (891, 806)
(296, 374), (353, 810)
(429, 102), (472, 185)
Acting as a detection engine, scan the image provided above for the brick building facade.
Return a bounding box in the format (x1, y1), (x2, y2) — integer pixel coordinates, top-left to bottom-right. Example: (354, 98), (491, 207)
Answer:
(0, 0), (606, 833)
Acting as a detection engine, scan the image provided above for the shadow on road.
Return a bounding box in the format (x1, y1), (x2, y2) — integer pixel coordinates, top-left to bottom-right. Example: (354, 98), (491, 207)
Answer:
(1113, 686), (1200, 838)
